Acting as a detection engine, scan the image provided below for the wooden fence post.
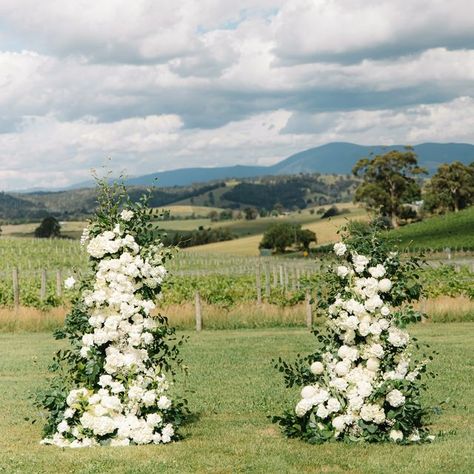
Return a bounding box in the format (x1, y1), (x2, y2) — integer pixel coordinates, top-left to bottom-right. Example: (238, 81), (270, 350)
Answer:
(419, 297), (427, 324)
(256, 266), (262, 305)
(40, 269), (47, 301)
(264, 266), (271, 299)
(12, 268), (20, 310)
(195, 291), (202, 332)
(305, 291), (313, 329)
(279, 266), (284, 287)
(56, 270), (63, 298)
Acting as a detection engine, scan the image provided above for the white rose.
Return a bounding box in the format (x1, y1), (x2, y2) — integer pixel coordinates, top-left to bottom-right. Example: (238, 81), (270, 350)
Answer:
(142, 391), (156, 406)
(343, 329), (356, 345)
(332, 415), (346, 432)
(312, 389), (329, 405)
(379, 317), (390, 329)
(365, 295), (383, 312)
(157, 396), (172, 410)
(120, 209), (134, 221)
(316, 404), (329, 419)
(358, 322), (370, 337)
(335, 361), (351, 376)
(64, 276), (76, 289)
(301, 385), (318, 399)
(336, 266), (349, 278)
(357, 381), (373, 398)
(338, 345), (359, 361)
(327, 397), (342, 413)
(348, 396), (364, 411)
(369, 322), (382, 336)
(310, 361), (324, 375)
(82, 333), (94, 347)
(388, 327), (409, 347)
(295, 399), (313, 417)
(330, 377), (348, 391)
(366, 357), (380, 372)
(378, 278), (393, 293)
(146, 413), (163, 426)
(368, 343), (384, 359)
(352, 254), (370, 269)
(333, 242), (347, 256)
(368, 264), (386, 278)
(389, 429), (403, 442)
(57, 420), (69, 433)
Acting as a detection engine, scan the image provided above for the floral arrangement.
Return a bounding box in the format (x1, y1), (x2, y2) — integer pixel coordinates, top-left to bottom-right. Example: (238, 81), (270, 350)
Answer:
(37, 181), (187, 447)
(273, 224), (434, 444)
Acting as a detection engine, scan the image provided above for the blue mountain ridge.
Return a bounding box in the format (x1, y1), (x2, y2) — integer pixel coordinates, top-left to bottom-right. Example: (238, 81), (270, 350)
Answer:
(65, 142), (474, 189)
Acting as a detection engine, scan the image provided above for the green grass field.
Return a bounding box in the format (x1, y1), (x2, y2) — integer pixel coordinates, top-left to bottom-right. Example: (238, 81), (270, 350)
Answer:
(1, 324), (473, 473)
(388, 206), (474, 251)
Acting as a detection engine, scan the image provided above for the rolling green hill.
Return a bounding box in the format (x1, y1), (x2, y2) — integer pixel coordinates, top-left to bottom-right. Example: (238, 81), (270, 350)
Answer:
(387, 206), (474, 250)
(3, 174), (356, 223)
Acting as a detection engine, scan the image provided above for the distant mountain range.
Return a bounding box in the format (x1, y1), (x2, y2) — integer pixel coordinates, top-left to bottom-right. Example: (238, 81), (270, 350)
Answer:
(20, 142), (474, 191)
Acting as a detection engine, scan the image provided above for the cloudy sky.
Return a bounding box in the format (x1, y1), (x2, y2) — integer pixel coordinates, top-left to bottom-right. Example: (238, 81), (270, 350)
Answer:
(1, 0), (474, 190)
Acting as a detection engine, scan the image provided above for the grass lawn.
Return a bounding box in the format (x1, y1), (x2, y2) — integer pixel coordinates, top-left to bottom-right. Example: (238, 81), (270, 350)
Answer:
(0, 324), (473, 473)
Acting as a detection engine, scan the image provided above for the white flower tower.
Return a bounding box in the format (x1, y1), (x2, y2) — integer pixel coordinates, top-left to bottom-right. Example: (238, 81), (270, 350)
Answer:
(275, 229), (433, 444)
(40, 187), (186, 447)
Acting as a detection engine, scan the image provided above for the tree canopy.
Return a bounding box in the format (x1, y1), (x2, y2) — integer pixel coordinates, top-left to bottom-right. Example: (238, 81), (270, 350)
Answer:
(34, 216), (61, 238)
(424, 161), (474, 213)
(259, 222), (316, 253)
(353, 148), (426, 228)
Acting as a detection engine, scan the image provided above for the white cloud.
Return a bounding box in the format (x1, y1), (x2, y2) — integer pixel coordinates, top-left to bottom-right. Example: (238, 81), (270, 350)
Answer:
(2, 98), (474, 190)
(273, 0), (474, 62)
(284, 97), (474, 144)
(0, 0), (473, 190)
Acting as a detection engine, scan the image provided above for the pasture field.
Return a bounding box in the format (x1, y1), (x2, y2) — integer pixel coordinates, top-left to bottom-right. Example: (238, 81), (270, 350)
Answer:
(169, 202), (364, 239)
(187, 209), (368, 255)
(163, 205), (225, 217)
(0, 221), (87, 240)
(0, 324), (473, 473)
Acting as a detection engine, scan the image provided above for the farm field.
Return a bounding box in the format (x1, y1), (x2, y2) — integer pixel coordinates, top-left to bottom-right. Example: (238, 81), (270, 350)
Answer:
(0, 324), (473, 473)
(163, 202), (363, 237)
(1, 221), (87, 239)
(186, 208), (368, 255)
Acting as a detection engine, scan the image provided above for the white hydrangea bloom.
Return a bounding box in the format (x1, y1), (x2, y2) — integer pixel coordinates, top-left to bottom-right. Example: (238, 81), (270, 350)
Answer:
(386, 389), (406, 407)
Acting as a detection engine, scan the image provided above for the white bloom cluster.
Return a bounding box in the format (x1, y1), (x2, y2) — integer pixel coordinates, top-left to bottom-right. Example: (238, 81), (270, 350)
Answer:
(295, 242), (423, 442)
(42, 213), (177, 448)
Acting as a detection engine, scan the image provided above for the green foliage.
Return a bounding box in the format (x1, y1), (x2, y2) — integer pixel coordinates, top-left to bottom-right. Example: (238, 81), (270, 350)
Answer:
(260, 223), (316, 254)
(424, 162), (474, 213)
(34, 216), (61, 238)
(353, 148), (427, 228)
